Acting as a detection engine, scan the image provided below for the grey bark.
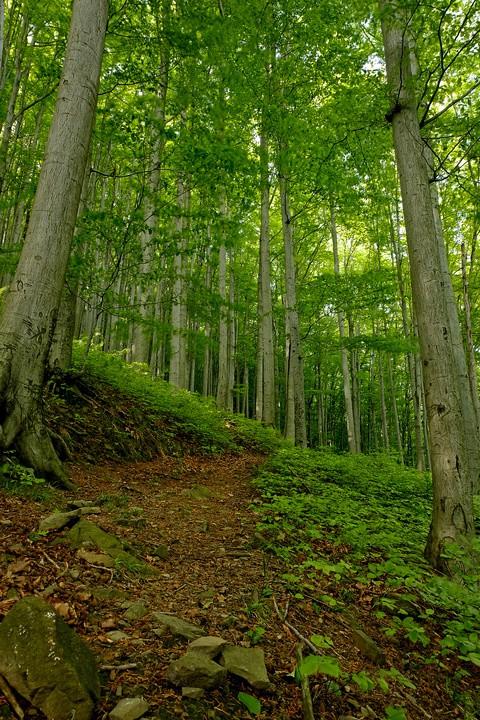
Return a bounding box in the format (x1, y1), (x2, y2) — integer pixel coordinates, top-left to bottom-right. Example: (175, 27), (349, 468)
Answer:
(256, 131), (275, 425)
(330, 203), (357, 453)
(169, 175), (188, 388)
(0, 0), (107, 487)
(279, 167), (307, 447)
(381, 0), (476, 568)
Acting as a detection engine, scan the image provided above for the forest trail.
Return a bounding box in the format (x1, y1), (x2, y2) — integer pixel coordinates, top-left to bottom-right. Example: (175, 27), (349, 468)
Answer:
(1, 448), (470, 719)
(1, 452), (307, 719)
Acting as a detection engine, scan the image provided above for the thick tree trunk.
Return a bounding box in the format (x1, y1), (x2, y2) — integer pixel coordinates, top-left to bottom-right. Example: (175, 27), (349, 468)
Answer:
(461, 236), (480, 433)
(0, 0), (107, 487)
(381, 0), (476, 568)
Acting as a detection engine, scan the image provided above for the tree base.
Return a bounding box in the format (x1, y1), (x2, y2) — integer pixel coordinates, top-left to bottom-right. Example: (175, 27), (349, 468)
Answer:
(16, 426), (76, 491)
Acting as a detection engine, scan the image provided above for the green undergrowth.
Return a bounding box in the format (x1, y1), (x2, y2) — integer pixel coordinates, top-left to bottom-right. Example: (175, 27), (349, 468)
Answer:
(254, 447), (480, 712)
(71, 343), (281, 456)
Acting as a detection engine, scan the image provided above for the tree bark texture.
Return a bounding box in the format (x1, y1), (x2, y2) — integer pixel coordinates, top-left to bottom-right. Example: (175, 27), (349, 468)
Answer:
(381, 0), (476, 568)
(0, 0), (108, 486)
(330, 203), (357, 454)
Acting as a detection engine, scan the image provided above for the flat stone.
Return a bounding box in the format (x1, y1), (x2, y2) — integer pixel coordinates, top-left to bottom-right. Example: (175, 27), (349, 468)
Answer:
(166, 653), (226, 689)
(188, 636), (227, 659)
(151, 613), (205, 641)
(67, 500), (97, 510)
(77, 549), (115, 567)
(0, 596), (100, 720)
(182, 687), (205, 699)
(220, 645), (270, 689)
(66, 520), (156, 576)
(124, 602), (149, 622)
(39, 510), (82, 532)
(109, 697), (150, 720)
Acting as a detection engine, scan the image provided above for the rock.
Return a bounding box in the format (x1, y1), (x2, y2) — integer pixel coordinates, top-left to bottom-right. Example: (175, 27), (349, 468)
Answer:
(220, 646), (270, 690)
(66, 520), (156, 576)
(67, 500), (97, 510)
(151, 544), (169, 560)
(151, 613), (205, 640)
(185, 485), (212, 499)
(188, 636), (227, 659)
(77, 549), (116, 567)
(39, 508), (101, 532)
(124, 602), (148, 622)
(182, 687), (205, 699)
(350, 627), (385, 666)
(109, 697), (150, 720)
(0, 596), (100, 720)
(39, 510), (82, 532)
(166, 653), (226, 689)
(107, 631), (130, 642)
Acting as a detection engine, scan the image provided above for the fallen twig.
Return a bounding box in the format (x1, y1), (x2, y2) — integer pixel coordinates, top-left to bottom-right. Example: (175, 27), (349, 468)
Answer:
(100, 663), (138, 671)
(0, 675), (24, 719)
(295, 643), (316, 720)
(273, 597), (326, 657)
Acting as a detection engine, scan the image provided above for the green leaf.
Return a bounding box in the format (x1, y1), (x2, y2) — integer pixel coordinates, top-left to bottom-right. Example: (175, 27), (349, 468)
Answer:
(385, 706), (407, 720)
(352, 670), (375, 692)
(297, 654), (341, 679)
(238, 692), (261, 715)
(310, 634), (333, 649)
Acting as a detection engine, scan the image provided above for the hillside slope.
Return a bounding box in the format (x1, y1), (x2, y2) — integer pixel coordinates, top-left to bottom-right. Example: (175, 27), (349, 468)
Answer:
(0, 350), (478, 719)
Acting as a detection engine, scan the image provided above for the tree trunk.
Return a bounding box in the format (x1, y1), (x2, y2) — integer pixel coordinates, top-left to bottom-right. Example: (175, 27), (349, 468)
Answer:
(389, 204), (424, 469)
(0, 0), (107, 487)
(216, 197), (229, 409)
(330, 203), (357, 453)
(132, 0), (170, 363)
(279, 167), (307, 447)
(461, 235), (480, 432)
(256, 131), (275, 425)
(381, 0), (476, 568)
(169, 175), (188, 388)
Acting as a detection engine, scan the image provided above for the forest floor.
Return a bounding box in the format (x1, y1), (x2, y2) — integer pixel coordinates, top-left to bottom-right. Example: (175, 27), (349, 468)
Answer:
(0, 450), (468, 720)
(0, 363), (477, 719)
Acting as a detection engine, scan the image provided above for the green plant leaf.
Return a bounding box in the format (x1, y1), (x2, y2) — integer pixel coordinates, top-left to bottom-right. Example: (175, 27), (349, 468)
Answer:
(238, 692), (261, 715)
(385, 706), (407, 720)
(297, 654), (341, 679)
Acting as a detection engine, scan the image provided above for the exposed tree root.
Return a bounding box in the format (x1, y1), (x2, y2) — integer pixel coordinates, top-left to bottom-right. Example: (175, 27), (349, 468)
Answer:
(16, 425), (76, 490)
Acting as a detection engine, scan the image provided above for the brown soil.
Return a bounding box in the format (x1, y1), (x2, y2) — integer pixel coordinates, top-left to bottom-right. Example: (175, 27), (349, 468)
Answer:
(0, 449), (472, 720)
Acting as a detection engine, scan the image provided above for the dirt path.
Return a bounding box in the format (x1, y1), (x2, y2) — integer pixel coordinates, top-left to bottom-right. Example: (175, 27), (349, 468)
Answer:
(1, 453), (302, 719)
(1, 452), (463, 720)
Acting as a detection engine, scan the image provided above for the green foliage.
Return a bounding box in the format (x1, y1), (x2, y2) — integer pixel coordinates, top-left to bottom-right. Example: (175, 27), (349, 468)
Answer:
(0, 456), (52, 501)
(246, 626), (266, 645)
(254, 445), (480, 678)
(237, 692), (262, 715)
(296, 654), (341, 679)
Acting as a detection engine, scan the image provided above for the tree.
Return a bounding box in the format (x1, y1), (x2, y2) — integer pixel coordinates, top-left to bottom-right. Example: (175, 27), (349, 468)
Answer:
(380, 0), (477, 568)
(0, 0), (108, 487)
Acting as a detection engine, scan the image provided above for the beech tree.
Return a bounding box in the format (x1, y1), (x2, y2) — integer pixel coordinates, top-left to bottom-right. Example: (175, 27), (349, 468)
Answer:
(380, 0), (478, 567)
(0, 0), (107, 486)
